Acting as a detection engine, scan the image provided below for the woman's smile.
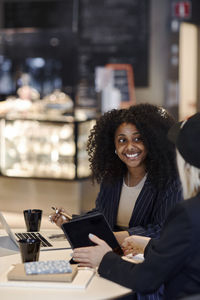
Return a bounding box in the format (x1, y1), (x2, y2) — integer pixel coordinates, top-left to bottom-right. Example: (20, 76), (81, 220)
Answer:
(124, 152), (140, 159)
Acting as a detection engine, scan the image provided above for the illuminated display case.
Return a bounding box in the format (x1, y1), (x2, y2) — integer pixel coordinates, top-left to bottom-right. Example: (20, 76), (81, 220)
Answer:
(0, 116), (96, 180)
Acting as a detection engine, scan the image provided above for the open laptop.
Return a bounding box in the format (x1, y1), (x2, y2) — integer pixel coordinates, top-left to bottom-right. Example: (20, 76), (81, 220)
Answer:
(0, 211), (71, 251)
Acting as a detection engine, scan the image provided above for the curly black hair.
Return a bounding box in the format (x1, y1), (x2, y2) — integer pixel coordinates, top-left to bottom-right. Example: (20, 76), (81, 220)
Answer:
(87, 103), (178, 189)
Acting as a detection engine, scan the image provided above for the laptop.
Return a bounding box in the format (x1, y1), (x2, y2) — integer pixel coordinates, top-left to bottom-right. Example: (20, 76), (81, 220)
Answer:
(0, 211), (71, 251)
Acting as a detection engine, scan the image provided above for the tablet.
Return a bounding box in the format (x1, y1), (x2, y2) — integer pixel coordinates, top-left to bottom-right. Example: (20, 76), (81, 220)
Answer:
(61, 212), (123, 256)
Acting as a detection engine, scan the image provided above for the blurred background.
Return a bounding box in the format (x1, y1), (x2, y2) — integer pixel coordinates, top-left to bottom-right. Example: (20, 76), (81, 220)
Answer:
(0, 0), (199, 228)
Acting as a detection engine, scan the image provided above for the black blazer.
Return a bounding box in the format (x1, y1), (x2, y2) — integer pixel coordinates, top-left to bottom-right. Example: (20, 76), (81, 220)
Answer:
(95, 176), (183, 238)
(98, 193), (200, 300)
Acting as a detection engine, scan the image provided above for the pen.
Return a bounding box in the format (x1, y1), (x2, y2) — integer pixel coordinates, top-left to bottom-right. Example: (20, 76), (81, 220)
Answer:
(51, 206), (72, 220)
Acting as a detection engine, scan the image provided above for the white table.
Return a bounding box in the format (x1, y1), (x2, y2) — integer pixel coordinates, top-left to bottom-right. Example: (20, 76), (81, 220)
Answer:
(0, 230), (132, 300)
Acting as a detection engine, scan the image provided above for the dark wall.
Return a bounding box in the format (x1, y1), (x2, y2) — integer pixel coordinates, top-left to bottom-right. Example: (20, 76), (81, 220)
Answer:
(187, 0), (200, 24)
(78, 0), (150, 87)
(4, 1), (74, 28)
(0, 0), (150, 100)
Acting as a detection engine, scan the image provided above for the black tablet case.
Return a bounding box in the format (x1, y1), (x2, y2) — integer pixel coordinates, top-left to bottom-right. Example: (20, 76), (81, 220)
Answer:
(61, 212), (123, 256)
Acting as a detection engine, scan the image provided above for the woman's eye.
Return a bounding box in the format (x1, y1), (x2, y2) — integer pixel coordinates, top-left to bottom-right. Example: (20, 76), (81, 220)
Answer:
(119, 138), (126, 143)
(133, 137), (141, 142)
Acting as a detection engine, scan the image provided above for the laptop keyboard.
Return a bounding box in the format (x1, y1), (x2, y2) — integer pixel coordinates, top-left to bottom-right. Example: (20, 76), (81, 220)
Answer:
(15, 232), (53, 247)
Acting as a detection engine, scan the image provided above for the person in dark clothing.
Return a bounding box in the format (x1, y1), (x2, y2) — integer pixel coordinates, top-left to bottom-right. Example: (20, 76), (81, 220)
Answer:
(50, 103), (182, 244)
(51, 103), (183, 300)
(72, 112), (200, 300)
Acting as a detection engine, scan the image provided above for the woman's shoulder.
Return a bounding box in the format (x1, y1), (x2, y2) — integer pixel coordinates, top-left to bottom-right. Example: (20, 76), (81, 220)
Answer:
(158, 175), (182, 194)
(98, 177), (123, 194)
(101, 177), (123, 187)
(145, 175), (183, 206)
(96, 178), (123, 204)
(166, 175), (182, 188)
(145, 174), (182, 192)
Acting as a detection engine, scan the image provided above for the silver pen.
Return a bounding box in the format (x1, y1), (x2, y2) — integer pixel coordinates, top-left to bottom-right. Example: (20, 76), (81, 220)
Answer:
(51, 206), (72, 220)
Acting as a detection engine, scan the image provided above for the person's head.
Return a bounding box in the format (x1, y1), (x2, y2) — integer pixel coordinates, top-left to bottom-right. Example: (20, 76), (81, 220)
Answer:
(87, 103), (177, 188)
(168, 112), (200, 199)
(114, 122), (148, 173)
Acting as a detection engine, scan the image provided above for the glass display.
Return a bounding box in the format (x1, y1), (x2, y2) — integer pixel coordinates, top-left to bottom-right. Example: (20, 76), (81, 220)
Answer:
(77, 119), (96, 178)
(0, 117), (96, 180)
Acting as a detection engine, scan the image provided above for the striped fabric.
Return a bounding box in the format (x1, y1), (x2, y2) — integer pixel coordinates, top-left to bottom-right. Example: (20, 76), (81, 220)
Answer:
(95, 176), (183, 238)
(95, 176), (182, 300)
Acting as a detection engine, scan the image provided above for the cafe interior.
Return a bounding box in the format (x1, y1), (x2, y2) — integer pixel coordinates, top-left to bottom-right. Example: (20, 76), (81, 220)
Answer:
(0, 0), (200, 298)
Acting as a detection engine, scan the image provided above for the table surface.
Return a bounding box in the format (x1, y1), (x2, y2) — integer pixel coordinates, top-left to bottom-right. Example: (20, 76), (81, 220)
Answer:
(0, 229), (132, 300)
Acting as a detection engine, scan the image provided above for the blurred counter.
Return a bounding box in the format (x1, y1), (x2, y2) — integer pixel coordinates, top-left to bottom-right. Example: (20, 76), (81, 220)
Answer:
(0, 89), (97, 180)
(0, 116), (95, 180)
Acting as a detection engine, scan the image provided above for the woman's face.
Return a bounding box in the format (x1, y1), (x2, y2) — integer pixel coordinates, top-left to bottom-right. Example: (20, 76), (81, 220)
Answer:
(114, 123), (147, 170)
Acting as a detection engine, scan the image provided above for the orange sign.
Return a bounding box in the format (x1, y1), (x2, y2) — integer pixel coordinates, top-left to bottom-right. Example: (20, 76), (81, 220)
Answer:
(106, 64), (136, 108)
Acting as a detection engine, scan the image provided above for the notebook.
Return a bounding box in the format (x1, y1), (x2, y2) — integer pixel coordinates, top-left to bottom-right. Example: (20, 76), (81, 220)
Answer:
(1, 266), (94, 289)
(61, 212), (123, 255)
(0, 211), (70, 251)
(7, 263), (78, 282)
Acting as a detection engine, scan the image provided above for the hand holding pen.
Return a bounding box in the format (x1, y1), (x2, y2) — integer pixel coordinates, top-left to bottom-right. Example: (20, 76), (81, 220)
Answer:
(49, 206), (72, 227)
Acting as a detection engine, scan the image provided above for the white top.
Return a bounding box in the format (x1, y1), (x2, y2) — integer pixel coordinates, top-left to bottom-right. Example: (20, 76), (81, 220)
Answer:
(116, 174), (147, 228)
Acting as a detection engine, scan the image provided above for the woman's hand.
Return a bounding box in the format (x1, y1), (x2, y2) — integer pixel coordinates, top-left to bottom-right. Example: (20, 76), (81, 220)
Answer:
(72, 234), (112, 268)
(49, 207), (70, 227)
(114, 231), (129, 245)
(122, 235), (150, 256)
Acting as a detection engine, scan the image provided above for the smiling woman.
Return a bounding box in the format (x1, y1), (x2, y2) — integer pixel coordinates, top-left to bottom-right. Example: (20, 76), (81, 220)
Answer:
(73, 113), (200, 300)
(51, 103), (183, 240)
(86, 103), (183, 241)
(50, 103), (183, 300)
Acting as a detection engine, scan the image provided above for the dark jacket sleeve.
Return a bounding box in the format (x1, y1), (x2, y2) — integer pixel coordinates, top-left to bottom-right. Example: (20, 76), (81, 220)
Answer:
(98, 202), (192, 294)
